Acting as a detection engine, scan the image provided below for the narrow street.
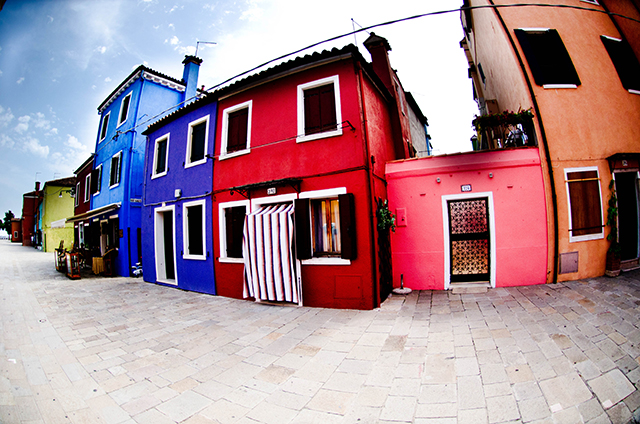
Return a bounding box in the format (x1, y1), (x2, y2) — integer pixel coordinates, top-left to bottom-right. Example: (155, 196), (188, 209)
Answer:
(1, 241), (639, 424)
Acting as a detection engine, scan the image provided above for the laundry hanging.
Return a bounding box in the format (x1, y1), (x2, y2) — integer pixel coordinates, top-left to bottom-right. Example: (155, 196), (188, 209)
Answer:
(242, 203), (299, 303)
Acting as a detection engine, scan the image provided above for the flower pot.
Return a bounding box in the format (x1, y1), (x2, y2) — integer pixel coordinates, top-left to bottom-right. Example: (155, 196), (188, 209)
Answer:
(605, 251), (621, 277)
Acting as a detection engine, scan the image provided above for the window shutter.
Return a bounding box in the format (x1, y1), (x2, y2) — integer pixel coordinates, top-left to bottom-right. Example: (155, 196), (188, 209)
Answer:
(567, 171), (603, 236)
(515, 29), (580, 86)
(338, 193), (357, 260)
(227, 109), (248, 153)
(90, 169), (99, 193)
(601, 36), (640, 92)
(294, 198), (312, 260)
(190, 122), (206, 162)
(304, 84), (336, 135)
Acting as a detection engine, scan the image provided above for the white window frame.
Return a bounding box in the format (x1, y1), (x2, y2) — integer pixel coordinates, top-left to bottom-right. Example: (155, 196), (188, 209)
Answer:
(220, 101), (252, 160)
(117, 92), (132, 128)
(75, 182), (80, 207)
(99, 112), (110, 143)
(183, 199), (207, 260)
(185, 115), (210, 168)
(441, 192), (497, 290)
(299, 187), (350, 266)
(297, 75), (342, 143)
(154, 204), (178, 285)
(109, 151), (122, 189)
(580, 0), (599, 5)
(84, 174), (91, 203)
(565, 166), (605, 243)
(218, 199), (250, 263)
(93, 165), (102, 196)
(152, 133), (170, 179)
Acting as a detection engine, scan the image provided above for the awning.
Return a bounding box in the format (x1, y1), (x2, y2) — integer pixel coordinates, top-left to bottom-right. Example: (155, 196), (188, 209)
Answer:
(66, 203), (121, 223)
(242, 203), (299, 304)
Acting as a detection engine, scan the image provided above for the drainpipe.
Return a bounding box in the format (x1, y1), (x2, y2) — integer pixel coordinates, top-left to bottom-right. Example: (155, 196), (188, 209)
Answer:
(489, 0), (559, 283)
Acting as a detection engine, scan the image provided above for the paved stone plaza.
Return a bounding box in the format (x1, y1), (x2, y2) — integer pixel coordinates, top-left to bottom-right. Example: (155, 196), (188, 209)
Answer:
(1, 241), (640, 424)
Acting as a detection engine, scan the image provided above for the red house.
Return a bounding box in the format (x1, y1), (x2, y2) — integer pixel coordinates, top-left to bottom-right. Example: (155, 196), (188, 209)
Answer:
(211, 34), (427, 310)
(21, 182), (42, 247)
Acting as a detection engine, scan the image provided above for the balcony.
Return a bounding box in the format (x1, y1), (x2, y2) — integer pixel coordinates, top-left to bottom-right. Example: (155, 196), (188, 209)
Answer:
(471, 109), (537, 151)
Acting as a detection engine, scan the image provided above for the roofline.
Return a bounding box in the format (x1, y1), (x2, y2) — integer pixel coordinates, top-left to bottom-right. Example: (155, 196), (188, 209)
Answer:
(43, 176), (76, 189)
(73, 154), (95, 175)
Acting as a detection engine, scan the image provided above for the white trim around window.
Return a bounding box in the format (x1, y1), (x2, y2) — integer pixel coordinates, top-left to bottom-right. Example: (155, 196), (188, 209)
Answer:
(152, 133), (170, 179)
(117, 92), (132, 128)
(218, 199), (250, 264)
(565, 166), (605, 243)
(84, 174), (91, 203)
(75, 182), (80, 207)
(93, 165), (102, 196)
(183, 199), (207, 260)
(99, 111), (110, 143)
(185, 115), (210, 168)
(297, 75), (342, 143)
(220, 101), (252, 161)
(299, 187), (350, 266)
(154, 204), (178, 285)
(109, 151), (122, 189)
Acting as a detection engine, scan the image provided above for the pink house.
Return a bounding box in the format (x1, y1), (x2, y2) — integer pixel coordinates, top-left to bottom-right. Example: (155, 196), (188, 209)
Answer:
(386, 147), (547, 290)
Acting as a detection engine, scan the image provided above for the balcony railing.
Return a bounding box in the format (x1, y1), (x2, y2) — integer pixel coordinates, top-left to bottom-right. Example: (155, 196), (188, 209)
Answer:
(471, 109), (537, 151)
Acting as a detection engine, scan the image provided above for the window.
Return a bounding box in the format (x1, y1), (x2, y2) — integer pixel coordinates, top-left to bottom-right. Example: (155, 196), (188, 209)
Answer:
(75, 182), (80, 207)
(84, 174), (91, 203)
(600, 35), (640, 94)
(152, 134), (169, 178)
(91, 165), (102, 195)
(186, 116), (209, 167)
(109, 152), (122, 188)
(78, 223), (85, 247)
(221, 102), (251, 159)
(295, 188), (356, 264)
(565, 167), (604, 242)
(117, 93), (132, 127)
(183, 200), (206, 259)
(515, 29), (581, 88)
(297, 75), (342, 143)
(219, 200), (248, 262)
(99, 112), (110, 142)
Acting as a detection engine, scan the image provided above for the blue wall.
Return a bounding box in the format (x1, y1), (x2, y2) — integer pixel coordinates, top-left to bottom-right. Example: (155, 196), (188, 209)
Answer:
(93, 75), (186, 277)
(142, 99), (217, 294)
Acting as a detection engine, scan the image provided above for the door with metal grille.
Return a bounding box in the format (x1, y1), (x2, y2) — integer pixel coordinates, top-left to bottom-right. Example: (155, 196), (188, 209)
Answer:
(448, 197), (490, 283)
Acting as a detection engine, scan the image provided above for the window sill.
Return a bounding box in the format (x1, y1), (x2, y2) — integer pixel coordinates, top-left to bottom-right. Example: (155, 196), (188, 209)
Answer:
(629, 89), (640, 96)
(183, 254), (207, 261)
(151, 172), (167, 180)
(109, 183), (120, 189)
(218, 257), (244, 264)
(185, 159), (207, 169)
(297, 129), (343, 144)
(569, 233), (604, 243)
(157, 279), (178, 286)
(302, 257), (351, 266)
(219, 149), (251, 161)
(543, 84), (578, 89)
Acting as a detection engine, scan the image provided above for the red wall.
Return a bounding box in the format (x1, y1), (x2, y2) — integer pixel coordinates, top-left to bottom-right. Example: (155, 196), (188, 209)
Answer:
(212, 56), (399, 309)
(386, 148), (548, 290)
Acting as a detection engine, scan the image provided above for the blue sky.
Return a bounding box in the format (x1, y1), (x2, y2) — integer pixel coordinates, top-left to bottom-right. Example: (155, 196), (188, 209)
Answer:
(0, 0), (477, 224)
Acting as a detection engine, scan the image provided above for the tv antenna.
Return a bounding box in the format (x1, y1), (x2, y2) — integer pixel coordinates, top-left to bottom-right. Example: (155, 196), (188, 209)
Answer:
(195, 41), (217, 57)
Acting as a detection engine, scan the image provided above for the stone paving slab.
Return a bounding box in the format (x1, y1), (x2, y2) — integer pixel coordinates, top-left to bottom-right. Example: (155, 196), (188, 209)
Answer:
(1, 241), (640, 423)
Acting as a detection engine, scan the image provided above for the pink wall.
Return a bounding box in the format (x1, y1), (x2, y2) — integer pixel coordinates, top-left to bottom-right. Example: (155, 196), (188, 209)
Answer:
(386, 147), (548, 290)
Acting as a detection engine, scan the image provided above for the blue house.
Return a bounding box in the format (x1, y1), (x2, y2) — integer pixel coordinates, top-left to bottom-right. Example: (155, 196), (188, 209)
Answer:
(141, 94), (216, 294)
(87, 55), (203, 277)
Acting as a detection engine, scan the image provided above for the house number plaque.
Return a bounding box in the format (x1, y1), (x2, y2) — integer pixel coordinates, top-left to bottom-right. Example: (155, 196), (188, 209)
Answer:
(267, 187), (277, 195)
(461, 184), (472, 192)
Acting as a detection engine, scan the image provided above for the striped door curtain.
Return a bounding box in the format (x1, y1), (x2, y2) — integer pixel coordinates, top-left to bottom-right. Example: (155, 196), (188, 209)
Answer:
(242, 203), (299, 304)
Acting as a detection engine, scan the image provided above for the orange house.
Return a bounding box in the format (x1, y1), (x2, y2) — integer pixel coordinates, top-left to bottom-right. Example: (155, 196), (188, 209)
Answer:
(461, 0), (640, 281)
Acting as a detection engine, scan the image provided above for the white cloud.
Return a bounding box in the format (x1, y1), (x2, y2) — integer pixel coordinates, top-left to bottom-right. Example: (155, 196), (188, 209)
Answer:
(169, 35), (179, 45)
(16, 77), (25, 84)
(105, 77), (112, 82)
(96, 46), (107, 54)
(0, 106), (14, 128)
(23, 136), (49, 158)
(167, 5), (178, 13)
(168, 23), (175, 30)
(34, 112), (52, 130)
(176, 45), (196, 56)
(15, 115), (30, 133)
(0, 133), (15, 149)
(0, 70), (3, 77)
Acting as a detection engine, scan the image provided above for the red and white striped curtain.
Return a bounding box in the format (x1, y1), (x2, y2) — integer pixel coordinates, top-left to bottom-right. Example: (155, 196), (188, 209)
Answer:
(242, 203), (299, 303)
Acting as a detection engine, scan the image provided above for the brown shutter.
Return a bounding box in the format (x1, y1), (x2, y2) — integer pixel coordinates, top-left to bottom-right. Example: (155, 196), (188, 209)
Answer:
(294, 198), (312, 259)
(567, 171), (603, 236)
(227, 108), (248, 153)
(338, 193), (357, 260)
(304, 84), (336, 135)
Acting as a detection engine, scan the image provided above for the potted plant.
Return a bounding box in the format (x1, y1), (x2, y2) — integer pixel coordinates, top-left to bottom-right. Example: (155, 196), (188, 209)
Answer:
(605, 179), (621, 277)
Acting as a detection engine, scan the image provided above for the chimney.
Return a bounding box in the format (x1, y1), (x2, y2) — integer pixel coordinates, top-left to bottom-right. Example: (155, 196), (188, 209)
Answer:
(182, 55), (203, 104)
(363, 33), (393, 92)
(35, 181), (40, 192)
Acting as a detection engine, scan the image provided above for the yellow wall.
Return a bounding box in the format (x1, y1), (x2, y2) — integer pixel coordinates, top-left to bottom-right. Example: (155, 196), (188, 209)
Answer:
(42, 185), (75, 252)
(467, 0), (640, 281)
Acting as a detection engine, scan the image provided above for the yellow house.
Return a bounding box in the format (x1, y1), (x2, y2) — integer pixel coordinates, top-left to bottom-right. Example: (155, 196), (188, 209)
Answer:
(42, 177), (76, 252)
(461, 0), (640, 281)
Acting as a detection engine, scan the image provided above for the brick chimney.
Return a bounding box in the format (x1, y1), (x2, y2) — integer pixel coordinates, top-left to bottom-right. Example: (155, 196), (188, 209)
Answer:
(182, 55), (203, 104)
(363, 33), (394, 92)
